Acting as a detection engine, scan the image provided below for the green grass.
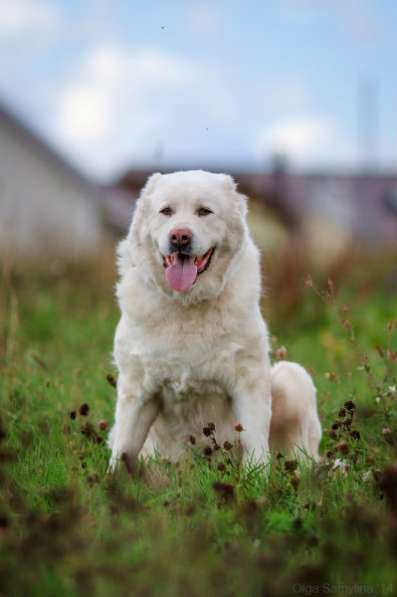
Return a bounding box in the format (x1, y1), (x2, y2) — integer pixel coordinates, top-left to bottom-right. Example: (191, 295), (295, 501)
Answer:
(0, 265), (396, 596)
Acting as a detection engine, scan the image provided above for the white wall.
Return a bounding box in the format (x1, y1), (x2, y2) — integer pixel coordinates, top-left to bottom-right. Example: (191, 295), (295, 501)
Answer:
(0, 123), (103, 259)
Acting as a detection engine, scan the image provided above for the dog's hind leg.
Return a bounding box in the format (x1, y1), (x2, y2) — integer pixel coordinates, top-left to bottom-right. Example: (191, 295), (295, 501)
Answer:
(269, 361), (321, 461)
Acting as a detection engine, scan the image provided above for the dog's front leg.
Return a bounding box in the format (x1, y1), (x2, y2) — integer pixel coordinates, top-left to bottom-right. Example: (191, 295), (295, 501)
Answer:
(109, 380), (159, 472)
(231, 357), (272, 467)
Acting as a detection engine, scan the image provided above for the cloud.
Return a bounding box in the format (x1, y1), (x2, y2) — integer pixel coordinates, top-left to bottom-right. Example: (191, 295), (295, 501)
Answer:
(259, 114), (355, 166)
(51, 43), (236, 179)
(53, 49), (356, 178)
(0, 0), (60, 39)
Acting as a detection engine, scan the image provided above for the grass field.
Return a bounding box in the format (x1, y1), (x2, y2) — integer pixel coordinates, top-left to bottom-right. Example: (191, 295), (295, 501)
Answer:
(0, 259), (396, 596)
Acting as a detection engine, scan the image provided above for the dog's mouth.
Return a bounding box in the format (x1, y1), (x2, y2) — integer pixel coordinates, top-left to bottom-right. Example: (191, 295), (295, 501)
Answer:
(162, 248), (215, 293)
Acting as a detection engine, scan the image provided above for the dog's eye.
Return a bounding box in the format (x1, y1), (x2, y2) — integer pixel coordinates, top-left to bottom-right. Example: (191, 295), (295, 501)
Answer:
(159, 207), (173, 216)
(197, 207), (213, 217)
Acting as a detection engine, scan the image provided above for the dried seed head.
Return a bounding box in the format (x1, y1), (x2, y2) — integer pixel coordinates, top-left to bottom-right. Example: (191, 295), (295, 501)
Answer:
(223, 441), (233, 451)
(81, 422), (100, 444)
(350, 430), (361, 441)
(189, 435), (196, 445)
(69, 410), (77, 421)
(98, 420), (108, 431)
(337, 441), (349, 455)
(208, 422), (216, 432)
(217, 462), (226, 472)
(338, 408), (347, 418)
(213, 481), (235, 502)
(106, 374), (117, 388)
(285, 460), (298, 472)
(344, 400), (356, 411)
(79, 403), (90, 416)
(203, 446), (212, 457)
(203, 426), (211, 437)
(325, 372), (338, 382)
(234, 424), (244, 433)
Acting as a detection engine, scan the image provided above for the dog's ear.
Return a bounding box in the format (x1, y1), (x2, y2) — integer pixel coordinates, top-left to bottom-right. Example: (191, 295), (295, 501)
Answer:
(139, 172), (162, 200)
(116, 238), (132, 276)
(117, 173), (163, 275)
(218, 173), (247, 218)
(218, 173), (237, 192)
(234, 191), (248, 218)
(127, 172), (162, 240)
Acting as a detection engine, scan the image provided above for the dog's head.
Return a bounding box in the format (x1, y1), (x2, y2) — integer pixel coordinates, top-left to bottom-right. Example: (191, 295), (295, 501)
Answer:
(120, 170), (249, 302)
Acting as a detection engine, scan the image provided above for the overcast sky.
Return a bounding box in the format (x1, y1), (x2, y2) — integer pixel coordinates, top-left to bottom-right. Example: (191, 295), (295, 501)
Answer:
(1, 0), (396, 181)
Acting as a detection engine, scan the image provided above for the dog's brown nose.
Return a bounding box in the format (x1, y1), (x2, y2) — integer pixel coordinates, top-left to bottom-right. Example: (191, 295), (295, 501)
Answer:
(170, 228), (192, 251)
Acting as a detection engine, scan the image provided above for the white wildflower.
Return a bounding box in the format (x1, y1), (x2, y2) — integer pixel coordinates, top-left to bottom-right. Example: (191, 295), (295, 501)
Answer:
(331, 458), (349, 475)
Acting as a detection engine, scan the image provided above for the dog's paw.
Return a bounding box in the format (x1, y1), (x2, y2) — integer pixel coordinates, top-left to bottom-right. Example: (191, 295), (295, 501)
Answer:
(107, 454), (118, 474)
(108, 451), (135, 475)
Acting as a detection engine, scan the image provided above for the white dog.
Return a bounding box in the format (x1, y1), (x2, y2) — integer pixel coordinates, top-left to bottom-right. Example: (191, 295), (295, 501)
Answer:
(109, 171), (321, 470)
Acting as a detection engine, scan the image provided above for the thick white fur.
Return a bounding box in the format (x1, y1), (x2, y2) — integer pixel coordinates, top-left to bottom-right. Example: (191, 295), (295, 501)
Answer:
(270, 362), (322, 460)
(109, 170), (321, 470)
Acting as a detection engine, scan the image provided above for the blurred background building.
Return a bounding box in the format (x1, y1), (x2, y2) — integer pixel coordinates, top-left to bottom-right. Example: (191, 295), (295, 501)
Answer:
(0, 102), (104, 259)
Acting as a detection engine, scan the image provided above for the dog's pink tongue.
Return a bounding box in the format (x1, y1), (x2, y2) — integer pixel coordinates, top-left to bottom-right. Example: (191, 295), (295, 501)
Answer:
(165, 256), (198, 293)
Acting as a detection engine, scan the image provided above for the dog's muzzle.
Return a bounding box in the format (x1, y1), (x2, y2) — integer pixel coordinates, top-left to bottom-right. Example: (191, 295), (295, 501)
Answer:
(162, 247), (215, 294)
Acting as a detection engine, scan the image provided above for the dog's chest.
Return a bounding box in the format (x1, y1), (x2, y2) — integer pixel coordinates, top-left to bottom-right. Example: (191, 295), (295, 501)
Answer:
(141, 338), (240, 397)
(136, 317), (242, 400)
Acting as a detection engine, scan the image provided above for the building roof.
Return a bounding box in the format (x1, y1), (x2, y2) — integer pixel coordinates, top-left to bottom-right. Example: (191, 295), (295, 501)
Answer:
(0, 99), (137, 233)
(0, 100), (99, 196)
